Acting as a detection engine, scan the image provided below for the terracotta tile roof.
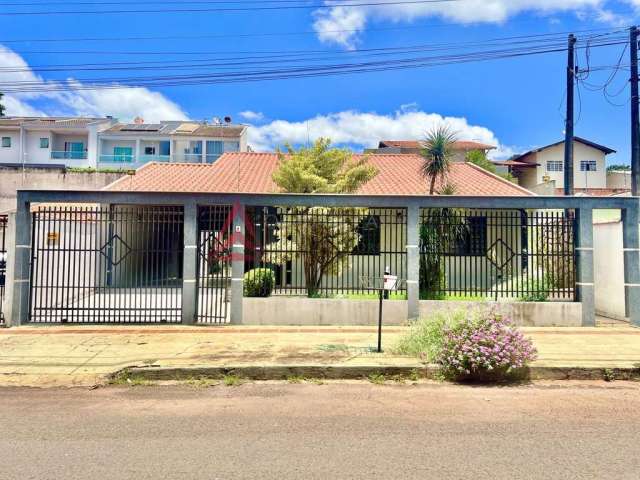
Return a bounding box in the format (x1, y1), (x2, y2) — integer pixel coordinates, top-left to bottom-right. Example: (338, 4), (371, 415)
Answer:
(379, 140), (496, 151)
(106, 152), (532, 196)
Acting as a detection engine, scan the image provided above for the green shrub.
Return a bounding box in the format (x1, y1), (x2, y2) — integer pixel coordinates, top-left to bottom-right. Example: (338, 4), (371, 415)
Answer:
(518, 275), (553, 302)
(393, 309), (468, 362)
(243, 268), (275, 297)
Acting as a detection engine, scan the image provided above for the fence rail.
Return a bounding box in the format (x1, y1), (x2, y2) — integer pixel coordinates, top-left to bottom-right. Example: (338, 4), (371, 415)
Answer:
(245, 206), (407, 297)
(0, 214), (7, 324)
(28, 206), (184, 323)
(419, 208), (575, 301)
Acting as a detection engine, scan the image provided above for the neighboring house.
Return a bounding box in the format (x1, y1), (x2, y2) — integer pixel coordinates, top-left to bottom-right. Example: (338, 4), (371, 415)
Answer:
(0, 116), (114, 167)
(0, 116), (248, 169)
(104, 153), (550, 297)
(365, 140), (496, 162)
(499, 137), (625, 196)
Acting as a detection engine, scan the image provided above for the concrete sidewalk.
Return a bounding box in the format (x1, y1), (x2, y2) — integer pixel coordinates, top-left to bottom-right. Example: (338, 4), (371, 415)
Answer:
(1, 325), (639, 387)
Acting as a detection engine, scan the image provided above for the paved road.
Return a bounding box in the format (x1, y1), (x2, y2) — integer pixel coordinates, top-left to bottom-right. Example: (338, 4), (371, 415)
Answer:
(1, 381), (639, 479)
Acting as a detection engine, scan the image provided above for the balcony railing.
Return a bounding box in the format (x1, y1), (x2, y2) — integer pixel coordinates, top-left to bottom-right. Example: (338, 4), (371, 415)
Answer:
(138, 154), (171, 163)
(51, 151), (88, 160)
(99, 154), (136, 164)
(173, 153), (203, 163)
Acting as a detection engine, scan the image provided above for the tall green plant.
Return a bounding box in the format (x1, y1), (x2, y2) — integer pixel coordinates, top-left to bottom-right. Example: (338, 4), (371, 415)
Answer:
(420, 125), (457, 194)
(268, 138), (378, 297)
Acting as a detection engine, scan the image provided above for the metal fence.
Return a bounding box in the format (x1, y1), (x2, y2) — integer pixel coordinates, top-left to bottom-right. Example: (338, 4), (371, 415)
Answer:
(0, 214), (7, 325)
(196, 205), (232, 323)
(28, 205), (184, 323)
(245, 206), (407, 297)
(419, 208), (575, 300)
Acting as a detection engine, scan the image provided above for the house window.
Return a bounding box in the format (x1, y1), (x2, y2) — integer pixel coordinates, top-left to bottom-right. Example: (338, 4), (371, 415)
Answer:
(1, 137), (11, 148)
(39, 138), (49, 148)
(144, 146), (156, 155)
(546, 161), (563, 172)
(352, 215), (381, 255)
(580, 160), (597, 172)
(452, 216), (487, 256)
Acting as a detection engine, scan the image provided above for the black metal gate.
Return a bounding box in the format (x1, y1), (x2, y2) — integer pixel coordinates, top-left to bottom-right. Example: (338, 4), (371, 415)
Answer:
(28, 205), (184, 323)
(0, 214), (7, 325)
(196, 205), (233, 323)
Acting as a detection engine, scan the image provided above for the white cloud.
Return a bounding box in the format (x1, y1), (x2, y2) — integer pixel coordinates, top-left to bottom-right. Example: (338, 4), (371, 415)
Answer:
(0, 45), (188, 122)
(247, 107), (512, 158)
(239, 110), (265, 121)
(313, 0), (606, 48)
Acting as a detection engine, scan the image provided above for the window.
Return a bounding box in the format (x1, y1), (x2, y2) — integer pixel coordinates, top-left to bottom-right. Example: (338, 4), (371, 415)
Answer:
(144, 146), (156, 155)
(224, 141), (240, 152)
(1, 137), (11, 148)
(352, 215), (381, 255)
(113, 146), (133, 162)
(546, 161), (563, 172)
(580, 160), (597, 172)
(39, 138), (49, 149)
(452, 217), (487, 256)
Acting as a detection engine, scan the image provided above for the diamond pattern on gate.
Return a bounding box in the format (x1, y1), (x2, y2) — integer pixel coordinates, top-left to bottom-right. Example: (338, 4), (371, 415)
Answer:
(99, 234), (133, 266)
(486, 239), (515, 270)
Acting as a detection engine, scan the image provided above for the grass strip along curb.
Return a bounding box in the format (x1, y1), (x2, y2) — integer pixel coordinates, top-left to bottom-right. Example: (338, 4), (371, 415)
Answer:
(110, 364), (640, 383)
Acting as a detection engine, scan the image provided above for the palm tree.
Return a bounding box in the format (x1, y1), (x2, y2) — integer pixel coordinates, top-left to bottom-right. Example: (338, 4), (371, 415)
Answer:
(420, 125), (458, 194)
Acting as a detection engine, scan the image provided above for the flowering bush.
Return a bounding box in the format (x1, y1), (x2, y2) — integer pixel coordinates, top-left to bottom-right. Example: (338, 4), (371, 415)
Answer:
(437, 311), (537, 381)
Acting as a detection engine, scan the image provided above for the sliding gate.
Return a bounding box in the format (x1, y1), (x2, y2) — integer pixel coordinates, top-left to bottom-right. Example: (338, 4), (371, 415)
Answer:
(196, 205), (233, 323)
(28, 205), (184, 323)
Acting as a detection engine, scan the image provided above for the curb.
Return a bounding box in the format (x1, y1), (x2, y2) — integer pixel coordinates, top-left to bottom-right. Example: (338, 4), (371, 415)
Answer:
(113, 364), (640, 382)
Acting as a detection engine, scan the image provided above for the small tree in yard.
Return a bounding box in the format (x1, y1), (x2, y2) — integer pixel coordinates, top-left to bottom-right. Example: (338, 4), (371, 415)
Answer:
(421, 125), (457, 194)
(267, 138), (378, 297)
(466, 149), (517, 183)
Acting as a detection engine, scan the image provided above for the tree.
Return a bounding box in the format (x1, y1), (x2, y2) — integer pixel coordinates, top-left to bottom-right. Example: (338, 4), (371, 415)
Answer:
(606, 164), (631, 171)
(466, 149), (517, 183)
(420, 125), (458, 194)
(0, 92), (5, 117)
(267, 138), (378, 297)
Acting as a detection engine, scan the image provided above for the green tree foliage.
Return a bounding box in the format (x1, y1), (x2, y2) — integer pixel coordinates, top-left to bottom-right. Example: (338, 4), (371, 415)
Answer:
(465, 149), (517, 183)
(606, 164), (631, 171)
(420, 125), (458, 194)
(268, 138), (378, 296)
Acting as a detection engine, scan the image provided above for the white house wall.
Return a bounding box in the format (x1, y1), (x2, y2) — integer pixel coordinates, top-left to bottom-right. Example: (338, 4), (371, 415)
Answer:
(0, 130), (20, 163)
(531, 142), (607, 189)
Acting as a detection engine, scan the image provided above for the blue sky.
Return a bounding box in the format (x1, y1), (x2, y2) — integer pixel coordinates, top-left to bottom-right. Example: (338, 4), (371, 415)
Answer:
(0, 0), (638, 163)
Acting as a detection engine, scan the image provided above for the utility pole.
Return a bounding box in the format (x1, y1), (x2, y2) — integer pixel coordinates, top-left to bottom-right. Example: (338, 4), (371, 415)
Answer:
(564, 34), (576, 196)
(630, 26), (639, 196)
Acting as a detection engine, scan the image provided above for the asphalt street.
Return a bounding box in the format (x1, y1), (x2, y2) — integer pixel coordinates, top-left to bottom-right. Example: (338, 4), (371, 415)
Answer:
(1, 381), (639, 479)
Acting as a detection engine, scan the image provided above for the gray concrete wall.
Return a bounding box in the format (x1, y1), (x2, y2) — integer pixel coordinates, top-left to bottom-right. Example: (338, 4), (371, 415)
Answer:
(593, 220), (626, 320)
(242, 297), (581, 327)
(0, 165), (125, 213)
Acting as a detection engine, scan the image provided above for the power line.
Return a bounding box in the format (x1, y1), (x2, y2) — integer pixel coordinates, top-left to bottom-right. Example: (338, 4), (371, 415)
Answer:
(0, 0), (464, 15)
(0, 37), (627, 93)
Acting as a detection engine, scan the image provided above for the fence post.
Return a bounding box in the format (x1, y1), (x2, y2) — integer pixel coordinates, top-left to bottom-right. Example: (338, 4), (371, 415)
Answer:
(181, 203), (198, 325)
(407, 204), (420, 320)
(230, 203), (245, 324)
(10, 197), (32, 326)
(622, 204), (640, 326)
(575, 207), (595, 327)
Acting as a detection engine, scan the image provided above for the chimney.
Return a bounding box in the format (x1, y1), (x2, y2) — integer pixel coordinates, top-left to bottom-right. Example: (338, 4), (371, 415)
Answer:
(134, 116), (144, 124)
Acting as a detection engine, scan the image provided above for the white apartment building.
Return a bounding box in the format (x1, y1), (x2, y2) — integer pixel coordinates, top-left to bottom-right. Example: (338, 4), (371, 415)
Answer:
(0, 116), (248, 169)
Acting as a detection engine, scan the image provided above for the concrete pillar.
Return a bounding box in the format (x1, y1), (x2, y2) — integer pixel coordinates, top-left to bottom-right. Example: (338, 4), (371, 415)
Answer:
(2, 212), (16, 326)
(575, 208), (595, 327)
(135, 138), (141, 165)
(230, 203), (245, 324)
(406, 205), (420, 321)
(622, 204), (640, 326)
(181, 203), (198, 325)
(10, 198), (32, 326)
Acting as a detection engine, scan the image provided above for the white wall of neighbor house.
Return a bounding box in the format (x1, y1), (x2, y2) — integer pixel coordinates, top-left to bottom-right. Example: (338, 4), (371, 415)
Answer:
(607, 171), (632, 189)
(0, 130), (20, 163)
(593, 219), (627, 320)
(24, 131), (51, 164)
(531, 142), (607, 189)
